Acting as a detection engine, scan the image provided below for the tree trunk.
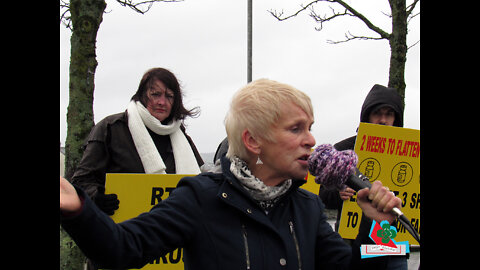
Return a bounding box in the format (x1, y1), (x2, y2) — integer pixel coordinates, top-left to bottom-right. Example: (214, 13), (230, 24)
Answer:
(387, 0), (407, 107)
(65, 0), (106, 180)
(62, 1), (106, 269)
(60, 226), (87, 270)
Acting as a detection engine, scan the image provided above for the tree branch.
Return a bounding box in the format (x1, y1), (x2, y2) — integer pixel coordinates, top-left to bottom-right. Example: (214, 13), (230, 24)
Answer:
(268, 0), (323, 21)
(309, 5), (355, 31)
(116, 0), (183, 14)
(327, 31), (385, 44)
(407, 12), (419, 24)
(381, 10), (392, 18)
(333, 0), (390, 39)
(268, 0), (391, 44)
(60, 0), (72, 29)
(60, 0), (184, 30)
(407, 39), (420, 50)
(406, 0), (420, 17)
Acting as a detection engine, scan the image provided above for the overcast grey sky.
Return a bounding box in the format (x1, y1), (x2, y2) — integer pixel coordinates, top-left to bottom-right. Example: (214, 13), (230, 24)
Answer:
(60, 0), (420, 155)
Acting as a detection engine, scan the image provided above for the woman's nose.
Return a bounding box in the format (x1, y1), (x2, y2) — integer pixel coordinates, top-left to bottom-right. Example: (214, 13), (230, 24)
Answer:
(155, 94), (167, 105)
(304, 130), (316, 148)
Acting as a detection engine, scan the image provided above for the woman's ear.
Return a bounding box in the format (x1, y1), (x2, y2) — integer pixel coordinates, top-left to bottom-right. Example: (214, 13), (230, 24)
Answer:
(241, 129), (261, 155)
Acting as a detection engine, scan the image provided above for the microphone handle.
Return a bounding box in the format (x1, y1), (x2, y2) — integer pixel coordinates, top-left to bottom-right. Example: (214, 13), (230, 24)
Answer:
(347, 168), (404, 218)
(347, 168), (420, 244)
(346, 168), (372, 190)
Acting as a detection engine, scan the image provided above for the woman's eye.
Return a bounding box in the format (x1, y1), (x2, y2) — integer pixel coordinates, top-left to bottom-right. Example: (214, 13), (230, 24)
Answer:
(290, 126), (300, 133)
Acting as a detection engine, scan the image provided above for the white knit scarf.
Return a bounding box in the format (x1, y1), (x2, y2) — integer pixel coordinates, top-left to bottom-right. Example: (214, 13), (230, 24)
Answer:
(127, 100), (201, 174)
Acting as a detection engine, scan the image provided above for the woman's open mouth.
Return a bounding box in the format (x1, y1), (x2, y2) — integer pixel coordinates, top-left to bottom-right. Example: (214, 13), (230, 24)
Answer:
(297, 154), (310, 166)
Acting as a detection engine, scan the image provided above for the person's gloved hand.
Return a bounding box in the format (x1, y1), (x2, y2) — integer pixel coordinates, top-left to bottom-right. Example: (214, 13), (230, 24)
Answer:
(93, 187), (119, 215)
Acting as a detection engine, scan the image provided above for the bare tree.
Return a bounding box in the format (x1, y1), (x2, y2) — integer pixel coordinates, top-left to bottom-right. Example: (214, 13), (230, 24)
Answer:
(61, 0), (183, 28)
(269, 0), (420, 105)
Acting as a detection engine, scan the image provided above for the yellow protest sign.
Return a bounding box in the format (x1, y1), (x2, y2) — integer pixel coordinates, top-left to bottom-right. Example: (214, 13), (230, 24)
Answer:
(105, 173), (194, 270)
(301, 165), (321, 195)
(337, 123), (420, 245)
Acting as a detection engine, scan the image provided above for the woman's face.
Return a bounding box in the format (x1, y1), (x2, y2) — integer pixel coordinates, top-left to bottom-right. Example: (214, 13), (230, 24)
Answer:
(145, 79), (174, 122)
(257, 102), (316, 185)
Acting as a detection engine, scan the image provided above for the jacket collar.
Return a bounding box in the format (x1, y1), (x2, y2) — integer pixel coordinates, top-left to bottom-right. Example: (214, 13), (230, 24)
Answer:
(219, 155), (307, 194)
(217, 156), (307, 212)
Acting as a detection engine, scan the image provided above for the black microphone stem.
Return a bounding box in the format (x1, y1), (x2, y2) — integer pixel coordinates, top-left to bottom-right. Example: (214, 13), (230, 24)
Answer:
(354, 168), (421, 245)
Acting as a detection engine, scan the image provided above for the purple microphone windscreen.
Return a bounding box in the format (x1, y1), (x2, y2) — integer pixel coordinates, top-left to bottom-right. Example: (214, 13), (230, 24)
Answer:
(307, 144), (358, 190)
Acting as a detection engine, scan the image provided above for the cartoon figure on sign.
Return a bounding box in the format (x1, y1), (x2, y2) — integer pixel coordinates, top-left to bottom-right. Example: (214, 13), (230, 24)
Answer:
(391, 162), (413, 187)
(364, 161), (375, 178)
(396, 165), (407, 183)
(358, 158), (381, 182)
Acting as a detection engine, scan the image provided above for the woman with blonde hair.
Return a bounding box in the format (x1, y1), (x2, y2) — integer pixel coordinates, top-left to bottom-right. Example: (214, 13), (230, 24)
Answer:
(61, 78), (402, 269)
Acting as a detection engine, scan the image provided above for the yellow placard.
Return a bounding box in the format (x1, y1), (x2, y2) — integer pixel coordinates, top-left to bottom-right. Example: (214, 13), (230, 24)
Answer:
(105, 174), (194, 270)
(301, 167), (321, 195)
(337, 123), (420, 245)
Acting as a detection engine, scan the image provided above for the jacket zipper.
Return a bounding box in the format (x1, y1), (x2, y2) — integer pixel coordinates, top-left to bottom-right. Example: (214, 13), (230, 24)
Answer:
(241, 224), (251, 270)
(289, 221), (302, 270)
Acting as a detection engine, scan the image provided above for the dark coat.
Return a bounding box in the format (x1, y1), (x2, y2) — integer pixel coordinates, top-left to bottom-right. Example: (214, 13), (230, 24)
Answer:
(71, 111), (204, 198)
(61, 156), (370, 270)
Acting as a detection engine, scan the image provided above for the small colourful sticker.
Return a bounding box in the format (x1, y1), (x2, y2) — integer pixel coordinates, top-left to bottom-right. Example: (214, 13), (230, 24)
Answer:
(361, 220), (410, 259)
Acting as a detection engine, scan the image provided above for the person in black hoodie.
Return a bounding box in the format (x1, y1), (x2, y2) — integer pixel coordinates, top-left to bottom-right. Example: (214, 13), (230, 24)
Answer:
(319, 84), (407, 270)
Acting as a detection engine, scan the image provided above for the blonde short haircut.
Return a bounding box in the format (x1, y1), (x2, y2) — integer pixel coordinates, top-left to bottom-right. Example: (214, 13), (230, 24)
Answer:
(225, 78), (313, 160)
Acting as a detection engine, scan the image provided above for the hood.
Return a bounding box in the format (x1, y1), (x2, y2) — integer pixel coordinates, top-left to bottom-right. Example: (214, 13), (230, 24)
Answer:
(360, 84), (404, 127)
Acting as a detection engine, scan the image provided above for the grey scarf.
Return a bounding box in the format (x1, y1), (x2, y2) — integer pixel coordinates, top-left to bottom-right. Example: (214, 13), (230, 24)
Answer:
(229, 156), (292, 212)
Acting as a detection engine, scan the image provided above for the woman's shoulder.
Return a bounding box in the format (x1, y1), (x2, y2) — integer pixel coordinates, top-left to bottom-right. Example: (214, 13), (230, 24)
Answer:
(97, 112), (128, 126)
(166, 173), (225, 205)
(177, 172), (224, 190)
(85, 112), (128, 142)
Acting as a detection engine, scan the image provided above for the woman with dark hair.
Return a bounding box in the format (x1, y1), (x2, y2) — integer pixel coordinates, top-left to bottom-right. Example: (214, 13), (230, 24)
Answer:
(70, 67), (204, 217)
(131, 67), (199, 124)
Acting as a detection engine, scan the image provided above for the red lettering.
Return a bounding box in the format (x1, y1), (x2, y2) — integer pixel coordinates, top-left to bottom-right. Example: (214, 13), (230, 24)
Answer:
(410, 141), (420, 158)
(366, 136), (373, 152)
(395, 140), (403, 155)
(379, 137), (386, 153)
